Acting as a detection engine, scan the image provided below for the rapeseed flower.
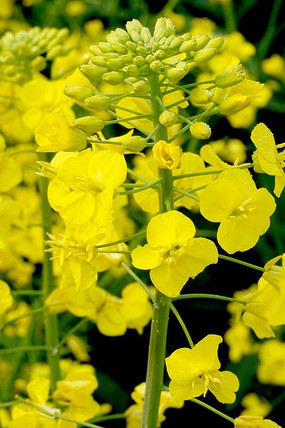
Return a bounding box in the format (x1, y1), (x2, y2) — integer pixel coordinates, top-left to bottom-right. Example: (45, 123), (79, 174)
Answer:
(165, 334), (239, 403)
(131, 210), (218, 297)
(234, 415), (282, 428)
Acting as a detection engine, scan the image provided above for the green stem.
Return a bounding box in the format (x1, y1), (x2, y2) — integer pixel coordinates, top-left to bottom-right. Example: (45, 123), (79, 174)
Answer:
(170, 303), (194, 348)
(222, 1), (236, 33)
(11, 290), (43, 296)
(116, 179), (161, 195)
(96, 230), (146, 249)
(141, 72), (172, 428)
(0, 400), (20, 408)
(173, 186), (200, 202)
(190, 398), (234, 423)
(173, 293), (246, 305)
(56, 318), (89, 349)
(257, 0), (283, 60)
(172, 163), (253, 180)
(120, 262), (155, 302)
(0, 346), (48, 355)
(91, 413), (126, 423)
(1, 307), (46, 331)
(38, 153), (61, 391)
(218, 254), (265, 272)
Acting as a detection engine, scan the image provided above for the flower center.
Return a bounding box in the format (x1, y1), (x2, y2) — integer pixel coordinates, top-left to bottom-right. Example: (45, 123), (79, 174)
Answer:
(160, 243), (182, 264)
(230, 197), (255, 219)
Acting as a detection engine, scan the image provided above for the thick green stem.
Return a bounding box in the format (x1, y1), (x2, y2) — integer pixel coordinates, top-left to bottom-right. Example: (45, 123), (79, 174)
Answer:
(141, 73), (172, 428)
(38, 153), (61, 391)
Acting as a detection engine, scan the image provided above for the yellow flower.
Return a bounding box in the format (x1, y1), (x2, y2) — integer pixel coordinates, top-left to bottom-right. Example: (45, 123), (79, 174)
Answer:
(251, 122), (285, 197)
(0, 280), (13, 314)
(152, 140), (181, 170)
(131, 210), (218, 297)
(209, 139), (247, 164)
(234, 415), (281, 428)
(262, 54), (285, 80)
(200, 169), (276, 253)
(240, 393), (271, 417)
(35, 108), (87, 152)
(224, 322), (253, 363)
(257, 339), (285, 386)
(165, 334), (239, 403)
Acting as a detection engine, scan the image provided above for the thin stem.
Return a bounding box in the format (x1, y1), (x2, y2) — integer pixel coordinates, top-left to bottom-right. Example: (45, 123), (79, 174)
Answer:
(96, 230), (146, 249)
(97, 249), (130, 254)
(1, 307), (46, 331)
(172, 163), (253, 180)
(170, 303), (194, 348)
(190, 398), (235, 423)
(38, 153), (61, 391)
(0, 346), (48, 355)
(218, 254), (265, 272)
(116, 179), (161, 195)
(127, 168), (151, 184)
(0, 400), (21, 408)
(56, 318), (89, 349)
(173, 293), (246, 305)
(120, 261), (155, 302)
(222, 1), (236, 33)
(172, 186), (200, 202)
(11, 290), (43, 296)
(91, 413), (126, 423)
(257, 0), (283, 60)
(105, 113), (153, 125)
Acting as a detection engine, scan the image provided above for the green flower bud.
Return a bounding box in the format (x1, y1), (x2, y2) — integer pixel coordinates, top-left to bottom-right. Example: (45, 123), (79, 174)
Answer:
(106, 31), (120, 43)
(190, 122), (211, 139)
(98, 42), (113, 53)
(80, 64), (109, 83)
(140, 27), (151, 43)
(106, 58), (124, 70)
(218, 95), (250, 115)
(126, 19), (143, 36)
(159, 111), (177, 127)
(166, 61), (188, 82)
(133, 80), (149, 95)
(164, 18), (176, 37)
(84, 95), (111, 110)
(91, 56), (107, 67)
(64, 85), (94, 102)
(153, 17), (167, 40)
(207, 37), (224, 50)
(154, 49), (165, 59)
(46, 45), (63, 60)
(121, 54), (133, 64)
(124, 64), (139, 77)
(146, 54), (155, 63)
(115, 28), (130, 44)
(129, 31), (142, 43)
(192, 34), (210, 51)
(214, 65), (245, 88)
(125, 41), (137, 51)
(170, 36), (184, 50)
(180, 39), (196, 53)
(103, 52), (119, 59)
(122, 136), (147, 152)
(150, 60), (163, 72)
(136, 46), (148, 56)
(133, 56), (145, 67)
(190, 88), (213, 105)
(111, 42), (128, 54)
(31, 56), (46, 72)
(73, 116), (105, 134)
(102, 71), (126, 85)
(194, 48), (217, 64)
(89, 45), (103, 56)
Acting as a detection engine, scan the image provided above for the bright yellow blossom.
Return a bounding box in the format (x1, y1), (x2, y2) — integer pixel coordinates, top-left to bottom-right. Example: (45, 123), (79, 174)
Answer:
(131, 210), (218, 297)
(200, 169), (276, 253)
(251, 122), (285, 197)
(165, 334), (239, 403)
(224, 322), (253, 363)
(262, 54), (285, 80)
(0, 280), (13, 314)
(257, 339), (285, 386)
(234, 415), (282, 428)
(240, 393), (271, 417)
(152, 140), (181, 170)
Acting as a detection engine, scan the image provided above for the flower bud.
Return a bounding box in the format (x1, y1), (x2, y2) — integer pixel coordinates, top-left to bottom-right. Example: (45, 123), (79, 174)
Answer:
(190, 88), (213, 105)
(80, 64), (108, 84)
(124, 64), (139, 76)
(153, 17), (167, 40)
(89, 45), (103, 56)
(218, 95), (249, 115)
(31, 56), (46, 72)
(159, 111), (177, 127)
(106, 58), (124, 70)
(133, 56), (145, 67)
(122, 136), (147, 152)
(140, 27), (151, 43)
(125, 41), (137, 51)
(111, 42), (128, 54)
(84, 95), (111, 110)
(46, 45), (63, 60)
(133, 81), (149, 95)
(192, 34), (210, 51)
(170, 36), (184, 50)
(102, 71), (126, 85)
(64, 85), (94, 102)
(126, 19), (143, 36)
(190, 122), (211, 139)
(91, 56), (107, 67)
(115, 28), (130, 44)
(207, 37), (224, 50)
(166, 61), (188, 82)
(98, 42), (113, 53)
(73, 116), (105, 134)
(153, 140), (181, 170)
(180, 39), (196, 53)
(214, 65), (245, 88)
(150, 60), (163, 72)
(194, 48), (217, 64)
(136, 46), (148, 56)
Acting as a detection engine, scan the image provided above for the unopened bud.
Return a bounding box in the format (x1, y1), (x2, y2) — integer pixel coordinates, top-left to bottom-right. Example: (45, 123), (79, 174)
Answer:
(152, 140), (181, 170)
(153, 17), (167, 40)
(170, 36), (184, 50)
(194, 48), (217, 64)
(190, 88), (213, 105)
(73, 116), (105, 134)
(150, 60), (163, 72)
(214, 65), (245, 88)
(91, 56), (107, 67)
(124, 64), (139, 77)
(218, 95), (249, 115)
(122, 136), (147, 152)
(64, 86), (94, 102)
(133, 80), (149, 95)
(115, 28), (130, 44)
(98, 42), (113, 53)
(107, 58), (124, 70)
(159, 111), (177, 127)
(84, 95), (111, 110)
(166, 62), (188, 82)
(133, 56), (145, 67)
(140, 27), (151, 43)
(80, 64), (108, 83)
(89, 45), (103, 56)
(136, 46), (148, 56)
(190, 122), (211, 139)
(180, 39), (196, 53)
(125, 41), (137, 51)
(111, 42), (128, 54)
(192, 34), (210, 51)
(102, 71), (126, 85)
(207, 37), (224, 50)
(46, 45), (63, 60)
(31, 56), (46, 72)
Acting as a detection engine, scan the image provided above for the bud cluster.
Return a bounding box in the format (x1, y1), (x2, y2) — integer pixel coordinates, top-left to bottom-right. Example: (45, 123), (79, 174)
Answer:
(0, 27), (71, 83)
(73, 17), (224, 96)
